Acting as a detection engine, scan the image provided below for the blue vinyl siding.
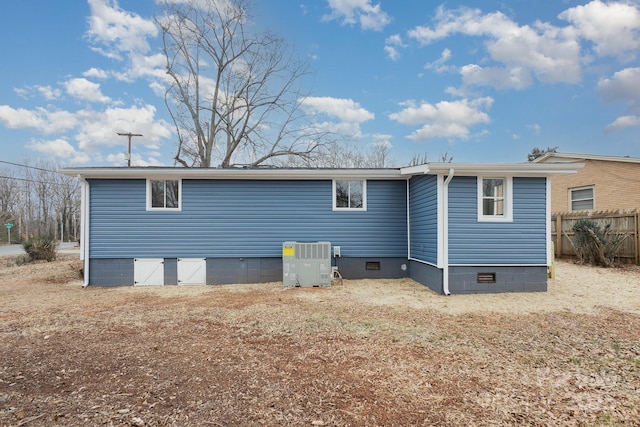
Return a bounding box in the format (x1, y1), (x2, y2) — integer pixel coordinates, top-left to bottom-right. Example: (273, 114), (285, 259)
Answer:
(88, 179), (407, 259)
(409, 175), (438, 264)
(448, 176), (547, 265)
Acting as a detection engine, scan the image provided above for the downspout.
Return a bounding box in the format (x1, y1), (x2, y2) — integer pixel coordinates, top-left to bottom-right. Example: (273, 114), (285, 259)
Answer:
(442, 168), (454, 295)
(78, 175), (90, 288)
(406, 179), (410, 261)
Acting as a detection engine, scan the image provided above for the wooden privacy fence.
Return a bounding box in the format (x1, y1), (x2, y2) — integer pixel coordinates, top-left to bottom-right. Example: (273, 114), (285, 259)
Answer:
(551, 209), (640, 264)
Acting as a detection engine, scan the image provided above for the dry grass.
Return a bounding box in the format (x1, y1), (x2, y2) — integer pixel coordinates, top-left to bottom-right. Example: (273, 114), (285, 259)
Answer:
(0, 255), (639, 426)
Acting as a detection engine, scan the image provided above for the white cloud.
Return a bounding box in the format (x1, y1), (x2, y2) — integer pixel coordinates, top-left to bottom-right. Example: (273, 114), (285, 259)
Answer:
(598, 67), (640, 132)
(597, 67), (640, 104)
(13, 85), (61, 101)
(0, 106), (78, 134)
(75, 105), (171, 152)
(407, 6), (582, 88)
(560, 0), (640, 61)
(604, 115), (640, 133)
(112, 52), (167, 82)
(460, 64), (533, 90)
(0, 102), (172, 164)
(384, 45), (400, 61)
(86, 0), (158, 58)
(28, 138), (90, 164)
(64, 78), (111, 103)
(425, 48), (453, 73)
(527, 123), (541, 135)
(302, 96), (374, 123)
(389, 97), (493, 141)
(323, 0), (391, 31)
(384, 34), (405, 61)
(301, 96), (374, 138)
(372, 134), (392, 149)
(36, 85), (62, 100)
(74, 105), (172, 152)
(83, 67), (110, 79)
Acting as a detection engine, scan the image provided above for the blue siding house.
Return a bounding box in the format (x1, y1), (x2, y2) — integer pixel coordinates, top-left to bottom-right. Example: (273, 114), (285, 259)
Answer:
(63, 162), (581, 294)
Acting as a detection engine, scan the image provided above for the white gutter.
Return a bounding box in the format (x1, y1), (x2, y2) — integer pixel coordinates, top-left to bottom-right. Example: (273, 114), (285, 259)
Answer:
(78, 175), (90, 288)
(61, 167), (406, 180)
(442, 168), (454, 296)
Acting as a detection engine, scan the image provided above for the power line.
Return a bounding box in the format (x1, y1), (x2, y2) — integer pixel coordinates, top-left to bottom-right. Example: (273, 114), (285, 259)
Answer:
(0, 175), (62, 185)
(0, 160), (59, 174)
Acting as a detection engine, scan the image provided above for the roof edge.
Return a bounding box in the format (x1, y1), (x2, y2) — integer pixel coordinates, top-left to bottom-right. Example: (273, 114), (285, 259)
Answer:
(401, 162), (584, 177)
(534, 152), (640, 164)
(60, 167), (405, 180)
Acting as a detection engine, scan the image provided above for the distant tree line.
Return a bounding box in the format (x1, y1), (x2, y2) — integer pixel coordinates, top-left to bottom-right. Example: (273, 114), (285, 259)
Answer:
(0, 160), (80, 244)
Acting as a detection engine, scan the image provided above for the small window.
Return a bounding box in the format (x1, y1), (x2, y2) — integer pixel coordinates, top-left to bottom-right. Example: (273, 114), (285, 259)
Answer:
(333, 180), (366, 211)
(147, 179), (181, 210)
(570, 186), (594, 211)
(478, 177), (513, 222)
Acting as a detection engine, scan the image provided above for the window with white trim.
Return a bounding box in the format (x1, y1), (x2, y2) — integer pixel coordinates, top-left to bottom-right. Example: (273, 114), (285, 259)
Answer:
(478, 177), (512, 222)
(333, 180), (366, 211)
(570, 186), (594, 211)
(147, 179), (181, 210)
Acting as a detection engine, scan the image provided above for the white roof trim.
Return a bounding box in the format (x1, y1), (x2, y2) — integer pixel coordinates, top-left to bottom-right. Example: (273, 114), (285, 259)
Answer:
(401, 162), (583, 177)
(60, 167), (406, 180)
(61, 161), (584, 180)
(534, 152), (640, 164)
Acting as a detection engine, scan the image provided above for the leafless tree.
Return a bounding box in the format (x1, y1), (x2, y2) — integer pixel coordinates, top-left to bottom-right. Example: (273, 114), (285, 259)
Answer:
(407, 151), (453, 166)
(0, 172), (18, 224)
(157, 0), (333, 167)
(0, 160), (81, 243)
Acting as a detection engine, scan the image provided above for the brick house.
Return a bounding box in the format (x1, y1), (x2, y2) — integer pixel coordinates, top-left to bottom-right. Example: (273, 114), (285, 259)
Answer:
(534, 152), (640, 212)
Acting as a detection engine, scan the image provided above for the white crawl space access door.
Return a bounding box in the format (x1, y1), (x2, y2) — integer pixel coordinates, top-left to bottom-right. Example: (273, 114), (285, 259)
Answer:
(134, 258), (164, 286)
(177, 258), (206, 285)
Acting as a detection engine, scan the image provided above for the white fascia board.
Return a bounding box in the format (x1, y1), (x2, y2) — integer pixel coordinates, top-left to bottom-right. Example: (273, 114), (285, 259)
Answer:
(399, 164), (430, 175)
(60, 167), (406, 180)
(534, 152), (640, 164)
(402, 162), (583, 177)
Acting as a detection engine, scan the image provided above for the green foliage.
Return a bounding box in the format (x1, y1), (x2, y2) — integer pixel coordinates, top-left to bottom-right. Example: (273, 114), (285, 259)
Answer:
(570, 219), (628, 267)
(527, 146), (558, 162)
(22, 236), (58, 262)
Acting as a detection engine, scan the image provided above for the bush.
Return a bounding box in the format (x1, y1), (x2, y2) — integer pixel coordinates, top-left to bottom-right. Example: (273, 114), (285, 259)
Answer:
(569, 219), (628, 267)
(22, 236), (58, 262)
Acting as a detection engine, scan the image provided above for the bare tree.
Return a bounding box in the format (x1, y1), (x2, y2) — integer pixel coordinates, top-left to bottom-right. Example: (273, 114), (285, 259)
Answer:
(276, 142), (388, 168)
(157, 0), (333, 167)
(407, 151), (453, 166)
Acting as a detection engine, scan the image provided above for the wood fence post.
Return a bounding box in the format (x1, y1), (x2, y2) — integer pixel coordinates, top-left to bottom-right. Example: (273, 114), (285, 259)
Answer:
(556, 213), (562, 258)
(635, 211), (639, 265)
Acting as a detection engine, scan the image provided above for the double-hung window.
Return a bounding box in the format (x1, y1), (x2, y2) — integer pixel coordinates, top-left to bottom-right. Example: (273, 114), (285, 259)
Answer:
(569, 186), (594, 210)
(333, 180), (366, 211)
(147, 179), (181, 211)
(478, 177), (512, 222)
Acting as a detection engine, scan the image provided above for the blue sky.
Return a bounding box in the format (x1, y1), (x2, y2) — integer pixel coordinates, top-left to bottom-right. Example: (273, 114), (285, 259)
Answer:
(1, 0), (639, 167)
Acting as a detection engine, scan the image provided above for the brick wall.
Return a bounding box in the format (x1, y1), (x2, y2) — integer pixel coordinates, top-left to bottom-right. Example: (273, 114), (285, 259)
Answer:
(549, 159), (640, 212)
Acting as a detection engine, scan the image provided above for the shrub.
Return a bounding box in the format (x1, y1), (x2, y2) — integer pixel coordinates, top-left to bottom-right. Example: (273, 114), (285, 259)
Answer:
(569, 219), (628, 267)
(22, 236), (58, 262)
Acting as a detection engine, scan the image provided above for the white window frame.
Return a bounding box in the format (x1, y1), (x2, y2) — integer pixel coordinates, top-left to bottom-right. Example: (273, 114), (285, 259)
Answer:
(332, 179), (367, 211)
(477, 176), (513, 222)
(569, 185), (595, 211)
(146, 179), (182, 211)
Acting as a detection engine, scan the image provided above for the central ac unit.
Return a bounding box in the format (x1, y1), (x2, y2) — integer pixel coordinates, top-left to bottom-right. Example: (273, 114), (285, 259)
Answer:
(282, 241), (331, 288)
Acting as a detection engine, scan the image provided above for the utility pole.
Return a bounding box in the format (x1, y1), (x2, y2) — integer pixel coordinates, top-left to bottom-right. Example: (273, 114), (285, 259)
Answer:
(117, 132), (143, 166)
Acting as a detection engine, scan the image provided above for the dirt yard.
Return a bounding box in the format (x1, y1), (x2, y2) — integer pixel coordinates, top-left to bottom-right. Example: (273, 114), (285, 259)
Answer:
(0, 256), (639, 426)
